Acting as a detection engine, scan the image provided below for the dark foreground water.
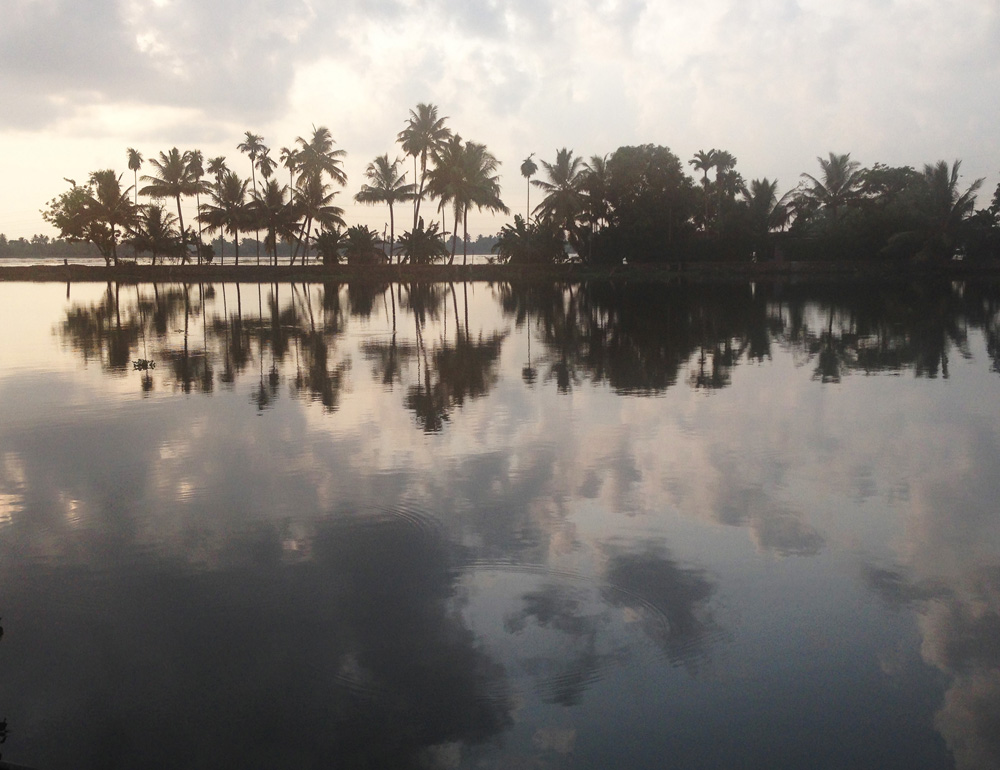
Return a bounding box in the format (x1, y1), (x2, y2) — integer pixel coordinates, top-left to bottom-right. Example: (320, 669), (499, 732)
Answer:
(0, 279), (998, 769)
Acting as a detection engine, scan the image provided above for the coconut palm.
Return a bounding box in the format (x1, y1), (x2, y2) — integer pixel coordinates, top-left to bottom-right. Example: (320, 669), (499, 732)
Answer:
(532, 148), (586, 240)
(238, 132), (267, 263)
(799, 152), (864, 221)
(251, 178), (298, 266)
(199, 170), (249, 265)
(187, 150), (210, 263)
(425, 134), (466, 259)
(293, 174), (346, 265)
(458, 141), (509, 265)
(207, 156), (227, 184)
(398, 103), (451, 228)
(129, 204), (180, 265)
(87, 169), (138, 265)
(139, 148), (198, 262)
(520, 154), (538, 222)
(425, 136), (508, 265)
(295, 126), (347, 187)
(354, 154), (416, 263)
(907, 160), (984, 259)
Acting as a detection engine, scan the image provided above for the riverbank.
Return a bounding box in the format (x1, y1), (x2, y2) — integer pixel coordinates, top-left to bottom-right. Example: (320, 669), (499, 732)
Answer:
(2, 259), (999, 283)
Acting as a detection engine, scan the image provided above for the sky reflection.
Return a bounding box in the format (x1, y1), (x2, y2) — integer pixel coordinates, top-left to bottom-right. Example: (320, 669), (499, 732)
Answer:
(0, 279), (998, 768)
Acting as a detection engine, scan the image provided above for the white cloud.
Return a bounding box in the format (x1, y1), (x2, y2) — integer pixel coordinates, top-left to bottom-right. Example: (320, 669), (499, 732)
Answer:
(2, 0), (998, 237)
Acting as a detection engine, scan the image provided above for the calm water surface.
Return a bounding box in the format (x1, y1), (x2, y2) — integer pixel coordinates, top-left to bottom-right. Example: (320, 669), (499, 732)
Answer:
(0, 279), (998, 769)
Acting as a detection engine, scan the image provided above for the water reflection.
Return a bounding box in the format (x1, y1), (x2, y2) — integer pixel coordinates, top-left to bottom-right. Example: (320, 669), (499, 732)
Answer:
(55, 279), (1000, 406)
(1, 278), (1000, 767)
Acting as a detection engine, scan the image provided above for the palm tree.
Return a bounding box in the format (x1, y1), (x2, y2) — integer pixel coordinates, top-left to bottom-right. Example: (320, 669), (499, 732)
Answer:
(187, 150), (210, 264)
(916, 160), (983, 259)
(799, 152), (864, 221)
(199, 170), (249, 265)
(238, 132), (266, 263)
(314, 227), (345, 265)
(425, 134), (466, 259)
(426, 135), (508, 264)
(295, 126), (347, 187)
(126, 148), (143, 206)
(256, 147), (277, 187)
(139, 148), (197, 262)
(689, 149), (717, 227)
(207, 156), (228, 184)
(532, 148), (585, 242)
(279, 146), (299, 195)
(129, 204), (180, 265)
(520, 154), (537, 222)
(354, 154), (416, 263)
(252, 178), (298, 266)
(398, 103), (451, 228)
(87, 169), (137, 265)
(713, 150), (738, 218)
(294, 174), (346, 265)
(397, 220), (450, 264)
(457, 141), (508, 265)
(343, 224), (384, 265)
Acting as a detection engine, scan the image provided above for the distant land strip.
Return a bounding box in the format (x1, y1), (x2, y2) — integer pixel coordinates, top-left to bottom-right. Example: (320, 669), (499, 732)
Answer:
(2, 260), (999, 284)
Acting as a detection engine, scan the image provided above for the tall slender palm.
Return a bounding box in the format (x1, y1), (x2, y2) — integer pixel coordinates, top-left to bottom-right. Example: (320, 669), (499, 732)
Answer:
(238, 132), (266, 263)
(799, 152), (863, 221)
(187, 150), (210, 264)
(354, 154), (416, 263)
(199, 170), (249, 265)
(689, 149), (717, 227)
(139, 148), (197, 263)
(295, 126), (347, 187)
(520, 154), (537, 222)
(279, 146), (299, 195)
(126, 148), (143, 206)
(532, 148), (585, 241)
(256, 147), (277, 187)
(398, 103), (451, 228)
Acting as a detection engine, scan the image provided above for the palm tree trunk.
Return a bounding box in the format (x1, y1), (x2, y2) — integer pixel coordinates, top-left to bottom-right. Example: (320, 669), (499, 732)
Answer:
(175, 194), (187, 264)
(195, 190), (204, 265)
(389, 202), (396, 265)
(463, 207), (469, 266)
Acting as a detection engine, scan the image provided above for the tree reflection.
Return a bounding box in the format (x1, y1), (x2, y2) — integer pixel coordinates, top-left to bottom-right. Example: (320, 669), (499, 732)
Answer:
(55, 278), (1000, 416)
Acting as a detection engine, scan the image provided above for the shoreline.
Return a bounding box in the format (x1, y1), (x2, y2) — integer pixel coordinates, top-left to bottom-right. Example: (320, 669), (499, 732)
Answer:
(2, 260), (999, 283)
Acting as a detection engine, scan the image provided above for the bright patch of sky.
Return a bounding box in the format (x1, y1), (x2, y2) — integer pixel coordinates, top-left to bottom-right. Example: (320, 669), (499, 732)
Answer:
(1, 0), (998, 238)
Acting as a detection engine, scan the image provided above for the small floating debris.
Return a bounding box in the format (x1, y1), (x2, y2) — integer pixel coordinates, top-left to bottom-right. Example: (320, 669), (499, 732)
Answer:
(132, 359), (156, 371)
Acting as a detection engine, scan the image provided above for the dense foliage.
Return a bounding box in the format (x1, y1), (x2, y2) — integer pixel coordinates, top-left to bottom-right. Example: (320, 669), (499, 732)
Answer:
(30, 104), (1000, 267)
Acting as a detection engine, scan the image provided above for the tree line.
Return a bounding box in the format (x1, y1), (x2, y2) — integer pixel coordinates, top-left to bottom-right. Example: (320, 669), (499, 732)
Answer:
(39, 103), (1000, 267)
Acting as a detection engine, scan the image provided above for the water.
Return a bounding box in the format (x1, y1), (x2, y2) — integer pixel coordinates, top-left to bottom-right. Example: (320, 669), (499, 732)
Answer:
(0, 278), (998, 769)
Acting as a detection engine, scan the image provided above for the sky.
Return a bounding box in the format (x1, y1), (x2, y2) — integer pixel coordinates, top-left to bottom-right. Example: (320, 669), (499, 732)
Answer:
(2, 0), (999, 240)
